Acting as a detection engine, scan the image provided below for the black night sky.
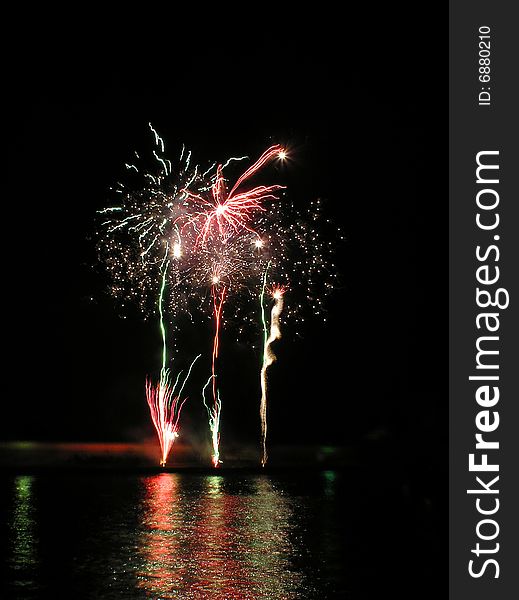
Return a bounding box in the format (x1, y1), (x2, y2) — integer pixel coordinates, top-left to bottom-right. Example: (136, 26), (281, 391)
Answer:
(5, 7), (446, 472)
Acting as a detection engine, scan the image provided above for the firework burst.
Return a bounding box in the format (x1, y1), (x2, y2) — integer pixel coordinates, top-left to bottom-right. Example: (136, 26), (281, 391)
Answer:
(173, 146), (287, 466)
(96, 124), (215, 320)
(175, 145), (286, 247)
(97, 127), (340, 468)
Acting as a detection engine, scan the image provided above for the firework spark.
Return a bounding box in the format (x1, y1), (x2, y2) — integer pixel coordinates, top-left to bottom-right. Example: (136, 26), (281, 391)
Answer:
(145, 375), (182, 468)
(252, 198), (340, 327)
(97, 128), (340, 468)
(205, 281), (227, 467)
(259, 276), (286, 467)
(176, 146), (287, 467)
(96, 124), (217, 321)
(202, 375), (221, 469)
(176, 145), (286, 247)
(145, 263), (200, 466)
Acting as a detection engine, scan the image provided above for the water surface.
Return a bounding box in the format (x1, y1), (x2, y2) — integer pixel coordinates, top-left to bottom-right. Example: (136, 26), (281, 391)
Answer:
(0, 470), (441, 598)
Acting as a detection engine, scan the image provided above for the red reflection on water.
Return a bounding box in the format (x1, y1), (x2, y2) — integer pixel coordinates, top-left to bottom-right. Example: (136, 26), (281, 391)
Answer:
(138, 474), (182, 595)
(144, 473), (178, 533)
(137, 474), (300, 599)
(186, 476), (258, 599)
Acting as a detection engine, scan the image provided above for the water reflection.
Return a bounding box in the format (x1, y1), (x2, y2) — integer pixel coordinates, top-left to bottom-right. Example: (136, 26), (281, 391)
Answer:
(10, 475), (38, 592)
(323, 470), (337, 497)
(136, 474), (310, 599)
(137, 473), (182, 596)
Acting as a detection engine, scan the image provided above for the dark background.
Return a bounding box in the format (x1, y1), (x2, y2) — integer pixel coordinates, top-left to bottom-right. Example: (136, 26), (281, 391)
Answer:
(3, 6), (448, 599)
(5, 6), (446, 470)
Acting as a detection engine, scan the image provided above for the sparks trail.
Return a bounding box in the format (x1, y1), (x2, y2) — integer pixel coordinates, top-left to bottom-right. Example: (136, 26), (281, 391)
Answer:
(145, 376), (182, 467)
(259, 279), (286, 467)
(96, 129), (341, 468)
(206, 281), (227, 467)
(184, 146), (286, 467)
(202, 375), (221, 470)
(145, 263), (200, 466)
(176, 145), (286, 247)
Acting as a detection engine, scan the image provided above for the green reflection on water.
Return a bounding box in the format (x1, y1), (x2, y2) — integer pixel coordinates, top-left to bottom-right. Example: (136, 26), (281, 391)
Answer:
(12, 475), (37, 570)
(11, 441), (38, 450)
(323, 470), (337, 497)
(206, 475), (223, 497)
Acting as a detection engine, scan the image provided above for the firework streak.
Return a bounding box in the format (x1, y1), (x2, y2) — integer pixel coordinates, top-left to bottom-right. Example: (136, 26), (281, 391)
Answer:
(259, 273), (286, 466)
(207, 283), (226, 467)
(176, 146), (285, 466)
(97, 128), (341, 467)
(145, 263), (200, 466)
(175, 145), (285, 246)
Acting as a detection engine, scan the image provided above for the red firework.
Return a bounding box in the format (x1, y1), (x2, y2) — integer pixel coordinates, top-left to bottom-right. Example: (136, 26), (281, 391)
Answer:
(270, 284), (287, 300)
(145, 376), (187, 467)
(176, 145), (286, 247)
(208, 278), (227, 468)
